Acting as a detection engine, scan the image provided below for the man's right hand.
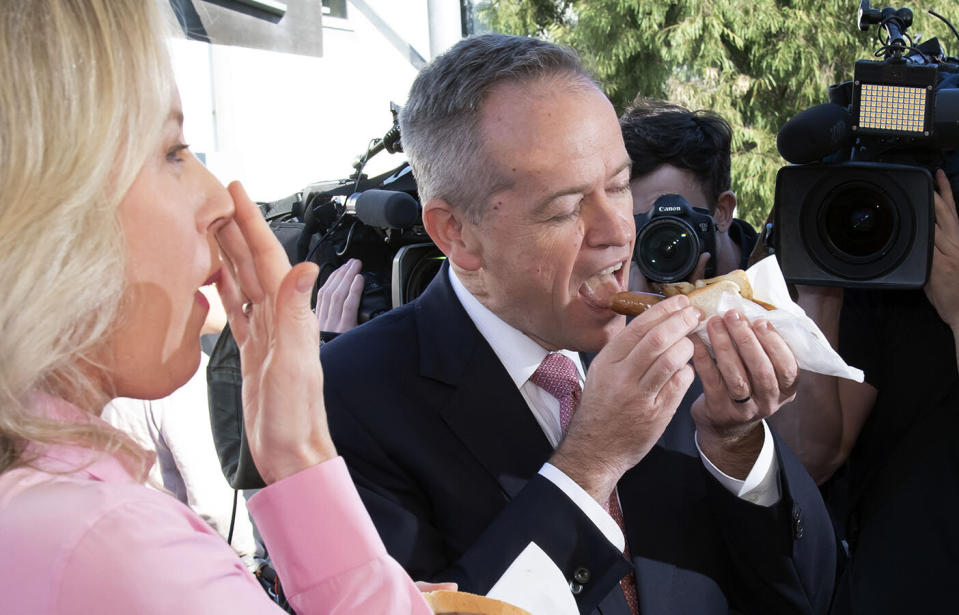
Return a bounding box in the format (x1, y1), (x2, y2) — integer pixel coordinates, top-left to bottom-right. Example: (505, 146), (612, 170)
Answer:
(551, 295), (700, 504)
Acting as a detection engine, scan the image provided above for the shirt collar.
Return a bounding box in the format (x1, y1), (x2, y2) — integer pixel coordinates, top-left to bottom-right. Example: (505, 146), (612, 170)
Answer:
(25, 391), (141, 484)
(448, 267), (585, 388)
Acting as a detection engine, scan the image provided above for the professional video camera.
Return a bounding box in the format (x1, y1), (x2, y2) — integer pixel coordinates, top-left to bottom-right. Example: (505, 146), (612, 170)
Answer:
(260, 103), (443, 322)
(633, 194), (718, 283)
(774, 1), (959, 288)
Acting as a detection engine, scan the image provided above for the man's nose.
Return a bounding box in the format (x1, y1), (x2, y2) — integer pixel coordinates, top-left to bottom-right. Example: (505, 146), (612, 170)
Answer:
(586, 194), (633, 248)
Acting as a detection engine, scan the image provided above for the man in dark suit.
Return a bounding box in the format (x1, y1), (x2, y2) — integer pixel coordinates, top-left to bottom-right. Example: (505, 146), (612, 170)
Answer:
(323, 34), (836, 615)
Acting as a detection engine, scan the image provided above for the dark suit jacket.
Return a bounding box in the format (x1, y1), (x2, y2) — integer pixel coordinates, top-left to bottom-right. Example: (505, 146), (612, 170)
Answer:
(323, 263), (836, 615)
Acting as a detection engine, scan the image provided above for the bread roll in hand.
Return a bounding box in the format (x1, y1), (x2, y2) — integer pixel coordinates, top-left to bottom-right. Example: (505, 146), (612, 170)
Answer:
(423, 590), (531, 615)
(610, 269), (775, 317)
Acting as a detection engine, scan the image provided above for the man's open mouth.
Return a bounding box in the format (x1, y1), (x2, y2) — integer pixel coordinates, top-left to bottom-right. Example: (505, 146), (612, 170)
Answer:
(579, 261), (626, 309)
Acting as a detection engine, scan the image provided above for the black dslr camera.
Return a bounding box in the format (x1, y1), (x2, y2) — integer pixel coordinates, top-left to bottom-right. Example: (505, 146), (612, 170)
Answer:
(774, 1), (959, 289)
(634, 194), (718, 283)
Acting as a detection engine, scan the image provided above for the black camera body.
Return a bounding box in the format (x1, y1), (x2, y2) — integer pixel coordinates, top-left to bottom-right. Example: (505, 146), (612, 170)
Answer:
(280, 164), (443, 323)
(634, 194), (718, 283)
(773, 1), (959, 288)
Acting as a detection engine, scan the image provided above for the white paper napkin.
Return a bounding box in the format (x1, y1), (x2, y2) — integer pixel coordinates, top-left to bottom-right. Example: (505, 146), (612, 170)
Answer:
(692, 256), (864, 382)
(486, 542), (579, 615)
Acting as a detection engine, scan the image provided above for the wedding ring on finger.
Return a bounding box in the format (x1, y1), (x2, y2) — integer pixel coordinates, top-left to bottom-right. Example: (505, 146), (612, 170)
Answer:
(242, 302), (253, 317)
(732, 395), (751, 404)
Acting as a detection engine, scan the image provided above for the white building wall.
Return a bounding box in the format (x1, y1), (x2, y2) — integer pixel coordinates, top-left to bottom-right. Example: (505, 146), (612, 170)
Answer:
(170, 0), (459, 202)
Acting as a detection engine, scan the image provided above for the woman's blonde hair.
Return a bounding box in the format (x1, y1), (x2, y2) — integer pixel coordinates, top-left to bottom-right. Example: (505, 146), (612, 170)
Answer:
(0, 0), (178, 477)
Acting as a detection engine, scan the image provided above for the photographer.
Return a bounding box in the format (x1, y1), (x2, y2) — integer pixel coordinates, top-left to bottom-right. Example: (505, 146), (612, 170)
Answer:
(620, 99), (758, 292)
(771, 167), (959, 612)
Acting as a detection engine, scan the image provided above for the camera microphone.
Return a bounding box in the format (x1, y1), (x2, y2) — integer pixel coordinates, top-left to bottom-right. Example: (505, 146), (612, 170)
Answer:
(345, 189), (421, 228)
(777, 103), (853, 164)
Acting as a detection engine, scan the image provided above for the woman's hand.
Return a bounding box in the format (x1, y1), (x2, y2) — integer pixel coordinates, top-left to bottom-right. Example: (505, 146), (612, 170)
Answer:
(215, 181), (336, 484)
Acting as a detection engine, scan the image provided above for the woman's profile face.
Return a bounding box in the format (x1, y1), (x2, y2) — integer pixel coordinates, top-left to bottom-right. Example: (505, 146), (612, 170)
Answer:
(103, 95), (234, 400)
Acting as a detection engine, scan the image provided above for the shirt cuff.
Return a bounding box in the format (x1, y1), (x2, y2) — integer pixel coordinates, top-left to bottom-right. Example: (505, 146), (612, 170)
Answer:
(247, 456), (388, 597)
(538, 463), (625, 551)
(696, 420), (781, 506)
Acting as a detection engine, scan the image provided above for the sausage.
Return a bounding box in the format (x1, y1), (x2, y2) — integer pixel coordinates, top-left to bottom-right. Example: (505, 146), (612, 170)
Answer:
(609, 291), (664, 316)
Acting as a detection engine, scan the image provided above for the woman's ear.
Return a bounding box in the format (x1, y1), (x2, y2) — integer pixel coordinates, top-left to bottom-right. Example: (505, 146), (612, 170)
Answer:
(422, 198), (482, 271)
(713, 190), (737, 232)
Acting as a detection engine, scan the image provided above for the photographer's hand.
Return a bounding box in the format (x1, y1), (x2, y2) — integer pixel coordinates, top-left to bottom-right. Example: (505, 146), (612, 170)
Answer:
(690, 312), (799, 479)
(215, 181), (337, 485)
(925, 170), (959, 368)
(315, 258), (365, 333)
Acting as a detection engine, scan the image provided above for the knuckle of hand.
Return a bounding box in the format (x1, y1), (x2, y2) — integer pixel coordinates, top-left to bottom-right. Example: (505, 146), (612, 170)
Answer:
(712, 336), (736, 353)
(755, 371), (778, 392)
(782, 367), (800, 389)
(677, 337), (695, 359)
(645, 329), (671, 352)
(733, 328), (756, 347)
(727, 376), (750, 394)
(662, 348), (687, 373)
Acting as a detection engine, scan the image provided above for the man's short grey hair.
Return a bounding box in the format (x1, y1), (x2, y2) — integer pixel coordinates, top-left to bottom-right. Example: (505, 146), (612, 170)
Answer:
(399, 33), (596, 222)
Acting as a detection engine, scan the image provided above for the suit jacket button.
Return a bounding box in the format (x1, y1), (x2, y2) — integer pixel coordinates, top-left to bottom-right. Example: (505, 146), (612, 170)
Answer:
(792, 504), (805, 539)
(569, 581), (584, 595)
(573, 567), (591, 584)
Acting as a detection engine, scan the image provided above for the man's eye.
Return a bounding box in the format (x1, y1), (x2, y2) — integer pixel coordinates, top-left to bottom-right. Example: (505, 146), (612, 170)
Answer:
(549, 201), (582, 222)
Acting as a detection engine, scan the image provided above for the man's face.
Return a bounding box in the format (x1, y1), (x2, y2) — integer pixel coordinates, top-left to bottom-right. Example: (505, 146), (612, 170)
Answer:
(629, 164), (711, 216)
(461, 78), (634, 353)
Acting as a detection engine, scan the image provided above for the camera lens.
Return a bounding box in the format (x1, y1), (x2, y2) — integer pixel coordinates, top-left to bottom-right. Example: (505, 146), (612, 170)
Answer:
(404, 254), (445, 302)
(636, 218), (700, 283)
(820, 183), (898, 260)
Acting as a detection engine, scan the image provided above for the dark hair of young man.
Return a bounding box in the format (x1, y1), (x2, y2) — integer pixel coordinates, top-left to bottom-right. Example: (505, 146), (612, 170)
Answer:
(620, 98), (732, 212)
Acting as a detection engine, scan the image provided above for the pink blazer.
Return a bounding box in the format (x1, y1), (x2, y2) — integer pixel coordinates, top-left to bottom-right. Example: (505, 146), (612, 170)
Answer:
(0, 394), (432, 614)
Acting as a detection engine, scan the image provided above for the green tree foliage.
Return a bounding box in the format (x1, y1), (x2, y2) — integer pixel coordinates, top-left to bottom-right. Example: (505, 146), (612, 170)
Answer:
(479, 0), (959, 226)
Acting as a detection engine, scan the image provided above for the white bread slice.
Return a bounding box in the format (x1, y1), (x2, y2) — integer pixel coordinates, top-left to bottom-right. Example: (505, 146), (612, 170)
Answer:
(700, 269), (753, 299)
(686, 279), (743, 316)
(423, 590), (531, 615)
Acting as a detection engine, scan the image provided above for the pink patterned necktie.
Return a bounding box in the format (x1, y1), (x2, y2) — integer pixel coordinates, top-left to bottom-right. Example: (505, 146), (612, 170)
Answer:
(530, 353), (640, 615)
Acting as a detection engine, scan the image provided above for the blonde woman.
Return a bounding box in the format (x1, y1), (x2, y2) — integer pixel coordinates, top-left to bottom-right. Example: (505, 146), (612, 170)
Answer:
(0, 2), (436, 613)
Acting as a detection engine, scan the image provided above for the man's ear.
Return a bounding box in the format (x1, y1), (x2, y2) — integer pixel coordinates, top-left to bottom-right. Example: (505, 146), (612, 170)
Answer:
(713, 190), (737, 232)
(422, 197), (482, 271)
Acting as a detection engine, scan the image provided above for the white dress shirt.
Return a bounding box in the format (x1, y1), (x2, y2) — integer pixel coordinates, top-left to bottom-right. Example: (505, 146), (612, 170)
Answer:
(448, 267), (781, 550)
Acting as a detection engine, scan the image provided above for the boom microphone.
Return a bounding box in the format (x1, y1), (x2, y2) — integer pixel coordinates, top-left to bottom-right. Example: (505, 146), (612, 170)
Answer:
(777, 103), (853, 164)
(345, 189), (421, 228)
